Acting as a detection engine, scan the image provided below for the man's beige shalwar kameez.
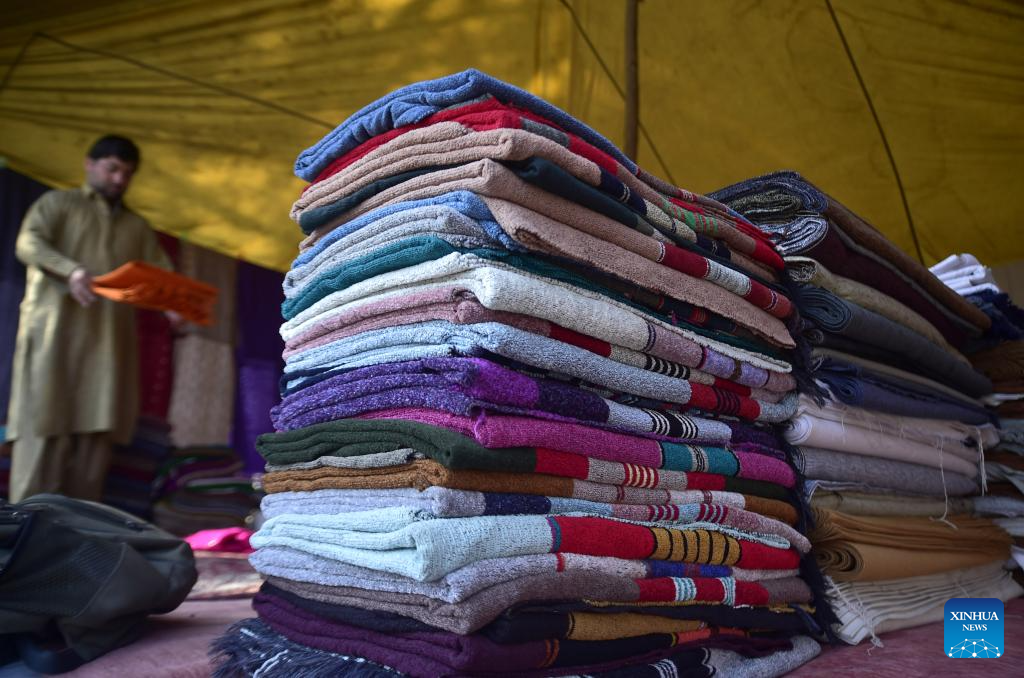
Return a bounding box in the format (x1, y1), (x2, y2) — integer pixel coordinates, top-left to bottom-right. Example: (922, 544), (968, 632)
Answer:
(7, 185), (170, 501)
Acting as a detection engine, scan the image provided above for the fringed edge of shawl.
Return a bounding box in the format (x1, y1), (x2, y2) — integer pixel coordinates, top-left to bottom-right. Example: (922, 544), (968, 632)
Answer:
(775, 428), (840, 644)
(209, 618), (403, 678)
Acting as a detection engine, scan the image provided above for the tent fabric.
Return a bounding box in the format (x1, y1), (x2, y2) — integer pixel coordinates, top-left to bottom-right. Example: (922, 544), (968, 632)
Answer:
(0, 0), (1021, 272)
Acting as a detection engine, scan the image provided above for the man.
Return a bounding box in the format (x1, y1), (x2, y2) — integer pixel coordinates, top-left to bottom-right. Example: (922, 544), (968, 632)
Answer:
(7, 135), (172, 502)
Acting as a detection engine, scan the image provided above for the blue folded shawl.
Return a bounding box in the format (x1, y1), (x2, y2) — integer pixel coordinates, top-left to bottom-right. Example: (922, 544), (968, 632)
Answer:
(294, 69), (632, 181)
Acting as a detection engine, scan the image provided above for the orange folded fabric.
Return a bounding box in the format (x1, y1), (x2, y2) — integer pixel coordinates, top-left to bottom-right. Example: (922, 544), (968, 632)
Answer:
(91, 261), (218, 326)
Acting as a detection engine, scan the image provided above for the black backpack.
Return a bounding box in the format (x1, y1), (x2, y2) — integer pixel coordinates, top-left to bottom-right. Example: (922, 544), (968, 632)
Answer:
(0, 494), (198, 673)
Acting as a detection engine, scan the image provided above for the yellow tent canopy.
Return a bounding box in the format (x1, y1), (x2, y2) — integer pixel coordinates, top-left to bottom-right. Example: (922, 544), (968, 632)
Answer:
(2, 0), (1022, 272)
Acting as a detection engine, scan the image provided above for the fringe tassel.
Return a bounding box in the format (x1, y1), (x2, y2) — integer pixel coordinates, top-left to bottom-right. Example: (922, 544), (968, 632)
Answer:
(210, 618), (402, 678)
(776, 427), (840, 643)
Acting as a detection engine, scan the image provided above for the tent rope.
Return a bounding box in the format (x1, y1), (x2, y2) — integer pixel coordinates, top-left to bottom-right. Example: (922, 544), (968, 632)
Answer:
(825, 0), (926, 265)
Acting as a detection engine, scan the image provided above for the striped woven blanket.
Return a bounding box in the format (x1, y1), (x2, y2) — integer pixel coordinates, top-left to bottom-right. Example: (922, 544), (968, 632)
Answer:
(250, 508), (801, 581)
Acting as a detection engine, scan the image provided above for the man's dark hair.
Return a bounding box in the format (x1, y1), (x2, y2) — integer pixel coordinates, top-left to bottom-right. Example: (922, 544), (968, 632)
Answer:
(87, 135), (140, 165)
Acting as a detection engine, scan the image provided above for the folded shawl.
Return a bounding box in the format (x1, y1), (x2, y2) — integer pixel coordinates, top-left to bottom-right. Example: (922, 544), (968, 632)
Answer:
(279, 255), (795, 385)
(827, 560), (1023, 645)
(786, 256), (962, 357)
(294, 124), (783, 278)
(799, 446), (979, 497)
(810, 510), (1011, 581)
(796, 285), (991, 397)
(287, 223), (779, 349)
(260, 580), (790, 647)
(212, 617), (821, 678)
(294, 68), (637, 180)
(809, 491), (974, 517)
(283, 289), (785, 399)
(252, 545), (802, 602)
(794, 395), (992, 458)
(260, 483), (800, 526)
(257, 418), (797, 487)
(281, 322), (797, 422)
(812, 353), (991, 424)
(289, 204), (793, 343)
(709, 170), (990, 341)
(349, 407), (784, 461)
(295, 156), (787, 302)
(288, 188), (789, 323)
(260, 460), (795, 507)
(271, 356), (752, 439)
(264, 573), (810, 638)
(292, 69), (756, 236)
(259, 415), (788, 469)
(302, 95), (782, 272)
(784, 410), (979, 478)
(253, 591), (794, 678)
(251, 509), (802, 581)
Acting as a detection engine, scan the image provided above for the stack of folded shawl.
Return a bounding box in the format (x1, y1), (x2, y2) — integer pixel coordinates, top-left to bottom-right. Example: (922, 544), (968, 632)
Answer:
(932, 254), (1024, 575)
(102, 416), (173, 519)
(213, 71), (833, 677)
(711, 171), (1023, 645)
(152, 445), (261, 535)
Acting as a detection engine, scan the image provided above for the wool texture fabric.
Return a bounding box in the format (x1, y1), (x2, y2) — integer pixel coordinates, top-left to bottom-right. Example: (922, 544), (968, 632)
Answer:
(289, 186), (787, 330)
(796, 285), (991, 397)
(257, 417), (789, 473)
(259, 576), (810, 649)
(786, 256), (962, 357)
(784, 412), (979, 478)
(811, 353), (992, 425)
(251, 508), (802, 581)
(292, 69), (639, 180)
(293, 158), (790, 340)
(282, 290), (787, 400)
(252, 590), (798, 678)
(709, 170), (990, 342)
(261, 485), (801, 528)
(300, 97), (782, 274)
(827, 560), (1023, 645)
(290, 191), (792, 343)
(294, 125), (784, 284)
(280, 322), (797, 423)
(799, 446), (979, 497)
(252, 545), (801, 601)
(279, 252), (794, 382)
(810, 510), (1012, 582)
(260, 460), (796, 511)
(286, 229), (786, 356)
(350, 408), (785, 464)
(257, 417), (798, 488)
(809, 491), (974, 517)
(271, 356), (753, 441)
(212, 617), (821, 678)
(793, 394), (996, 452)
(292, 71), (762, 243)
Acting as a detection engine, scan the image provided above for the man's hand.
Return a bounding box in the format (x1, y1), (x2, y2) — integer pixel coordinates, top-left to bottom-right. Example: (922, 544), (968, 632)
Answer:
(68, 267), (97, 307)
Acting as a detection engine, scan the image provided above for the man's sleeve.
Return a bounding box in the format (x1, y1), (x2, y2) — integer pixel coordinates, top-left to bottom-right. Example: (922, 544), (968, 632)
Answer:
(14, 191), (81, 278)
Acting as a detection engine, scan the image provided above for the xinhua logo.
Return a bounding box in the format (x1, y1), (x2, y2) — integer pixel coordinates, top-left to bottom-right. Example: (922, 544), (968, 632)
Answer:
(944, 598), (1004, 658)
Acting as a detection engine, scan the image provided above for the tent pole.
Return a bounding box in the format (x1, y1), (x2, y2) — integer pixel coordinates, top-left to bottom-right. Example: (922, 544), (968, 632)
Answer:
(624, 0), (639, 160)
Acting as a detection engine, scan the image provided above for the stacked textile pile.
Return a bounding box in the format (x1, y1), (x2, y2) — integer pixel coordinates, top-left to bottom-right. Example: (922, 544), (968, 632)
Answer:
(213, 71), (832, 677)
(102, 416), (174, 518)
(153, 445), (261, 535)
(931, 254), (1024, 573)
(711, 171), (1022, 645)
